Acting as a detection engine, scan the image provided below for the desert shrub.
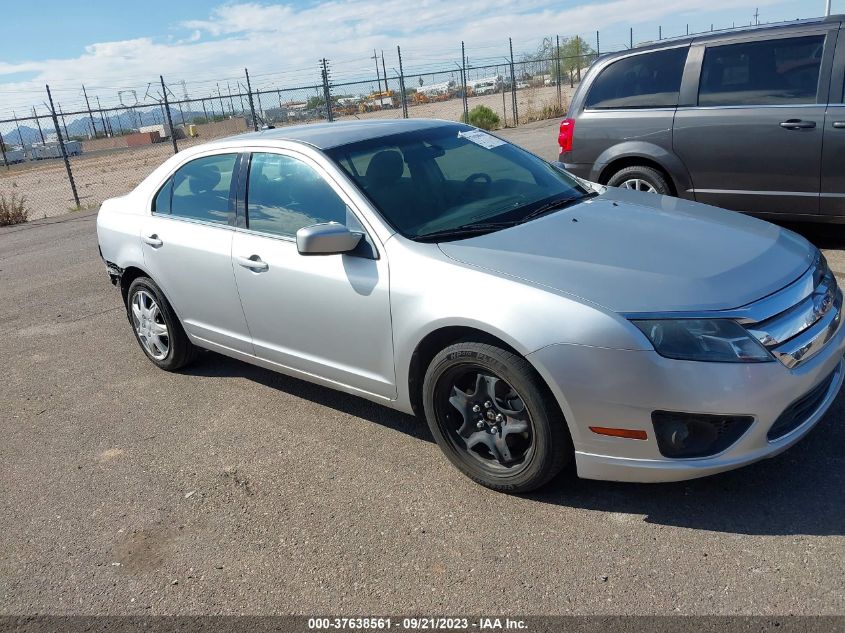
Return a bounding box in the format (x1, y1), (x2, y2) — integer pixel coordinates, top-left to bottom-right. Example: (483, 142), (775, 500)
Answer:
(461, 105), (501, 130)
(0, 190), (29, 226)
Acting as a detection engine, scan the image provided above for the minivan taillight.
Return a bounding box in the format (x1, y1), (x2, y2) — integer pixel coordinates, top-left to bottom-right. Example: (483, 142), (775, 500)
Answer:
(558, 118), (575, 154)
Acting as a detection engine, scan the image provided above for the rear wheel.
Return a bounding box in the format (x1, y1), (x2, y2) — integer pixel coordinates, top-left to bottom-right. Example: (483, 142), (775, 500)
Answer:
(126, 276), (197, 371)
(422, 342), (572, 493)
(606, 165), (671, 195)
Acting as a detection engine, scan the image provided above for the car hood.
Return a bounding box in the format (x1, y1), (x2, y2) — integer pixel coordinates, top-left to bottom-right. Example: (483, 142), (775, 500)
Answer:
(437, 188), (815, 313)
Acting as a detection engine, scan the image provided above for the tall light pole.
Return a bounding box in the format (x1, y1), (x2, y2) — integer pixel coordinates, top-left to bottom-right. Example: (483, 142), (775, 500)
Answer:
(825, 0), (832, 16)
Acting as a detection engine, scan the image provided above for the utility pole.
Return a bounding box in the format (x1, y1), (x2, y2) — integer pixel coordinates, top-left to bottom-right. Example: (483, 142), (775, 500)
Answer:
(372, 49), (383, 94)
(32, 107), (46, 145)
(397, 45), (408, 118)
(508, 38), (518, 125)
(160, 75), (179, 154)
(96, 96), (109, 136)
(826, 0), (832, 16)
(245, 68), (258, 131)
(82, 84), (98, 138)
(46, 84), (80, 208)
(461, 41), (469, 123)
(381, 50), (388, 95)
(320, 58), (334, 122)
(12, 111), (26, 158)
(57, 103), (70, 140)
(754, 7), (760, 24)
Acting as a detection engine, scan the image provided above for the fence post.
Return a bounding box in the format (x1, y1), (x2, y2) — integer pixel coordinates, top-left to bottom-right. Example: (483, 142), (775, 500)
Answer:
(0, 131), (8, 169)
(217, 83), (226, 119)
(596, 30), (600, 56)
(461, 41), (469, 123)
(397, 45), (409, 119)
(160, 75), (179, 154)
(57, 104), (70, 140)
(509, 38), (518, 126)
(95, 97), (108, 136)
(555, 35), (562, 109)
(245, 68), (258, 130)
(630, 27), (633, 48)
(202, 99), (209, 124)
(320, 58), (334, 123)
(46, 84), (80, 208)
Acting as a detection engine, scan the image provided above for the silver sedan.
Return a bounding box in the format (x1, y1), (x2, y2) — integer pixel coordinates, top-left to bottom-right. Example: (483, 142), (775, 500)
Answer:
(97, 119), (844, 493)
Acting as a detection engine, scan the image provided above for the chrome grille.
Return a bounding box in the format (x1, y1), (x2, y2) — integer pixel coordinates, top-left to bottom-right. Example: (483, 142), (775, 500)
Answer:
(743, 255), (842, 368)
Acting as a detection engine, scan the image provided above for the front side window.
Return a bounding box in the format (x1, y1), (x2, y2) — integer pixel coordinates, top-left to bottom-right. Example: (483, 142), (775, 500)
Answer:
(699, 35), (825, 106)
(246, 153), (348, 237)
(154, 153), (237, 224)
(585, 48), (688, 109)
(326, 124), (588, 241)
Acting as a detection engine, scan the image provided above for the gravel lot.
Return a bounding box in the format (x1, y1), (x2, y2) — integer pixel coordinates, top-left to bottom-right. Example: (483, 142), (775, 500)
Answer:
(0, 120), (843, 616)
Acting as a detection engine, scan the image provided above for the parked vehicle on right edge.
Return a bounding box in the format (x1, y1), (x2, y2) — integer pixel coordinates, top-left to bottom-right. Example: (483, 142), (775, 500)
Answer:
(559, 15), (845, 222)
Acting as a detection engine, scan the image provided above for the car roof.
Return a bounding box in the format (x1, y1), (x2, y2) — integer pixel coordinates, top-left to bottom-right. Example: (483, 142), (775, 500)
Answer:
(224, 118), (459, 151)
(598, 14), (841, 60)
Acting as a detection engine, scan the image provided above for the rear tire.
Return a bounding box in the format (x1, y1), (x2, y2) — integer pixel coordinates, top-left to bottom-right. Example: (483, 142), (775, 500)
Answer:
(126, 276), (197, 371)
(607, 165), (671, 195)
(422, 341), (572, 493)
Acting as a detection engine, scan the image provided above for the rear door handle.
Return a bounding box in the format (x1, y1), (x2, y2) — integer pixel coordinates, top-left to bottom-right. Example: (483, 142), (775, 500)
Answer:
(832, 121), (845, 129)
(779, 119), (816, 130)
(142, 234), (163, 247)
(236, 255), (269, 272)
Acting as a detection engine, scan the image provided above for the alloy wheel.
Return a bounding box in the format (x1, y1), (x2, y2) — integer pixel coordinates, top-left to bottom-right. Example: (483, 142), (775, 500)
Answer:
(437, 367), (535, 473)
(619, 178), (657, 193)
(131, 289), (170, 361)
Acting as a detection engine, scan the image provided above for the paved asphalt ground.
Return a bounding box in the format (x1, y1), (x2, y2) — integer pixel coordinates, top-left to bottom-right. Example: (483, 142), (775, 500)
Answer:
(1, 120), (843, 616)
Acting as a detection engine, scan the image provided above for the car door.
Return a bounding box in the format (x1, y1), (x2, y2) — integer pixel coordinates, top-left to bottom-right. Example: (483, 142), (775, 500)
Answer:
(673, 26), (835, 216)
(141, 151), (254, 355)
(821, 23), (845, 217)
(231, 150), (396, 399)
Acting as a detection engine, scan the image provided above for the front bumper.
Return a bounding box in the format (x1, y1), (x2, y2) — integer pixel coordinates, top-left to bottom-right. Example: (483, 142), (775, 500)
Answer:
(528, 321), (845, 483)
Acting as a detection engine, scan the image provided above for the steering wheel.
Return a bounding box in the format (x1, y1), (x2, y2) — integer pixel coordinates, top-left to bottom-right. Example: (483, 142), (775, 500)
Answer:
(460, 172), (492, 199)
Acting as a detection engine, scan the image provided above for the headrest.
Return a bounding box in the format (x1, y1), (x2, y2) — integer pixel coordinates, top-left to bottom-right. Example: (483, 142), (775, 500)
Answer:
(365, 150), (404, 187)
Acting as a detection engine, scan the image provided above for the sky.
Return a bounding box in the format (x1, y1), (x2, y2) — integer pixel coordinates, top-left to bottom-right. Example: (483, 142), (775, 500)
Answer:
(0, 0), (839, 119)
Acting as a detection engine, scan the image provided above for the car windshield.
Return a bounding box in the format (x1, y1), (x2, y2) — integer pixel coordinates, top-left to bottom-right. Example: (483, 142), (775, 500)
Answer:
(325, 124), (589, 241)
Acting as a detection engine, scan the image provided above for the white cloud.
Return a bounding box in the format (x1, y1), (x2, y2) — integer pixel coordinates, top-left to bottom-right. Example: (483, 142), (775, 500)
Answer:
(0, 0), (789, 117)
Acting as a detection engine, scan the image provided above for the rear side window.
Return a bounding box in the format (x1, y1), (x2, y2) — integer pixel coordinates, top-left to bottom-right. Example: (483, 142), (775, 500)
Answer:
(699, 35), (825, 106)
(155, 154), (237, 224)
(585, 48), (687, 109)
(246, 152), (348, 238)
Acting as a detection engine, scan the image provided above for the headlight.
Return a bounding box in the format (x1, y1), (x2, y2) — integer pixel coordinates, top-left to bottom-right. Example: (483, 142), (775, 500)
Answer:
(632, 319), (772, 363)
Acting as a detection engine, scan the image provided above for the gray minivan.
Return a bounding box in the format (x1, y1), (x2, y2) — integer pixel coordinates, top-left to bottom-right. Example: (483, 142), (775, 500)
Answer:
(559, 15), (845, 222)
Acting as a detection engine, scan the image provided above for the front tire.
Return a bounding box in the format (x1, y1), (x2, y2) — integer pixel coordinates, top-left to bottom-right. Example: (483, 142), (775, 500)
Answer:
(126, 276), (197, 371)
(606, 165), (671, 195)
(422, 342), (572, 493)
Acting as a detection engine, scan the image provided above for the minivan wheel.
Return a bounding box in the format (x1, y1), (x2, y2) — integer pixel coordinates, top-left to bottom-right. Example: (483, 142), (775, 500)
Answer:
(607, 165), (671, 195)
(126, 276), (197, 371)
(422, 342), (572, 493)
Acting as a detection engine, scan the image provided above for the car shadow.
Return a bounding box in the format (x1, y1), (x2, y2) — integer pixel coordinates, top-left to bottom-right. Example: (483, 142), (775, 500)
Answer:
(185, 351), (844, 537)
(184, 350), (433, 444)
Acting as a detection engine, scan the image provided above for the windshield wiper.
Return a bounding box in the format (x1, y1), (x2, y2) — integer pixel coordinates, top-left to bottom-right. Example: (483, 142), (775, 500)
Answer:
(416, 191), (598, 243)
(416, 221), (517, 243)
(520, 191), (597, 223)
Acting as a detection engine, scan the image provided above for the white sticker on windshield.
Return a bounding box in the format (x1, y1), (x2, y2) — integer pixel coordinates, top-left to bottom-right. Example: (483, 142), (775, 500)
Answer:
(458, 129), (506, 149)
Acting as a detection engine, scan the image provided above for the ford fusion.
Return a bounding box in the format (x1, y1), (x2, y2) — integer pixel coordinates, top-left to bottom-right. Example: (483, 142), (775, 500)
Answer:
(96, 119), (844, 493)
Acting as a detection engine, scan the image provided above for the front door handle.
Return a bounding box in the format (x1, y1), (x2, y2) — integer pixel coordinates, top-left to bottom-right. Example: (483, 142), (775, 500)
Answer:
(142, 234), (163, 247)
(779, 119), (816, 130)
(236, 255), (269, 272)
(832, 121), (845, 129)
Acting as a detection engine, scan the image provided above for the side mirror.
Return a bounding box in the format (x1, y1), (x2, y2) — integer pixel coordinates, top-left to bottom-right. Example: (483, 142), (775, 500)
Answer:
(296, 222), (363, 256)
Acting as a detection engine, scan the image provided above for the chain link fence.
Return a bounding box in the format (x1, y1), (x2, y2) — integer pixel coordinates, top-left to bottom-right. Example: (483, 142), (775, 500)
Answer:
(0, 20), (746, 223)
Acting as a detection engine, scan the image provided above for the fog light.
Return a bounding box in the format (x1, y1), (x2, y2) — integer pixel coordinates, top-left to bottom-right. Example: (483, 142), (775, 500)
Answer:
(651, 411), (753, 458)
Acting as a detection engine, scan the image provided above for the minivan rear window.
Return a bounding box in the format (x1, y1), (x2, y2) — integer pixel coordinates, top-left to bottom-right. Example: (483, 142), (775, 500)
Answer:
(584, 48), (688, 109)
(698, 35), (825, 106)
